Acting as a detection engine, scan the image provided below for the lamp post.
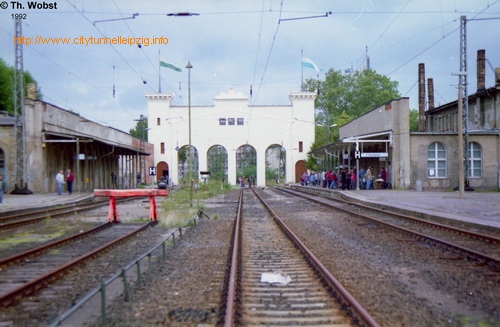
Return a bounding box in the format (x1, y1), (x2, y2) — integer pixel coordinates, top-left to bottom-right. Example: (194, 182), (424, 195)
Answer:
(186, 61), (193, 207)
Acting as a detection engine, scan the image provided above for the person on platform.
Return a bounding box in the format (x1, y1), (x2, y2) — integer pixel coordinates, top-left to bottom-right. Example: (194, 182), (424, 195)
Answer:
(56, 170), (65, 195)
(350, 168), (357, 190)
(66, 169), (75, 194)
(111, 171), (118, 189)
(364, 167), (373, 190)
(341, 168), (348, 190)
(380, 167), (387, 189)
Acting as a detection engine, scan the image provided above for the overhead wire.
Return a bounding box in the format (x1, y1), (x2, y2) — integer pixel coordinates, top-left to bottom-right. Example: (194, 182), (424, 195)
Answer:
(251, 0), (267, 101)
(2, 14), (141, 128)
(252, 0), (284, 104)
(65, 0), (156, 94)
(387, 0), (500, 77)
(111, 0), (176, 95)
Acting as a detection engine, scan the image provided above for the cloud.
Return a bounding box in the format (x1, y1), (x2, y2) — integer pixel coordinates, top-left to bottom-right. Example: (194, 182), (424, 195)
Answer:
(1, 0), (499, 132)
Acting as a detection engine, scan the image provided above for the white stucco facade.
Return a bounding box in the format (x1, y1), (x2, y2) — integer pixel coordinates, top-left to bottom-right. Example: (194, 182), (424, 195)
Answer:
(146, 89), (316, 186)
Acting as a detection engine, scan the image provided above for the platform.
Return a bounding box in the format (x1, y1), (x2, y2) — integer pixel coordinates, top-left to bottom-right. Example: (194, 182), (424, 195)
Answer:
(0, 192), (93, 213)
(340, 189), (500, 229)
(1, 189), (499, 229)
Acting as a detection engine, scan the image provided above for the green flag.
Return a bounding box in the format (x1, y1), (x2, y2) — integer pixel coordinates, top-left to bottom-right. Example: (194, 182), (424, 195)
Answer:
(160, 60), (182, 72)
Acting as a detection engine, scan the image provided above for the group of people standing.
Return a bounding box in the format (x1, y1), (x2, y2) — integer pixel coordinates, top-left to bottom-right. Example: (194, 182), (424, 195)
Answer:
(237, 176), (255, 188)
(300, 166), (390, 190)
(56, 169), (75, 195)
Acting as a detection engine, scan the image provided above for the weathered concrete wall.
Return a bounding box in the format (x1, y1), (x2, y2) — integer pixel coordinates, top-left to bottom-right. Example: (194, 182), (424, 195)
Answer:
(409, 133), (499, 190)
(1, 100), (153, 193)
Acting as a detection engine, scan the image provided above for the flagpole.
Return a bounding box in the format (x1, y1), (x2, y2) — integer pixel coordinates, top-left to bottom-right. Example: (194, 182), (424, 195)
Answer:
(158, 49), (161, 93)
(301, 49), (303, 91)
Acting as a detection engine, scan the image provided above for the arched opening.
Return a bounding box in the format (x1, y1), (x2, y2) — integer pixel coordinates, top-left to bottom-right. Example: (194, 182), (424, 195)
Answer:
(207, 145), (228, 182)
(295, 160), (306, 183)
(178, 145), (199, 186)
(236, 144), (256, 184)
(156, 161), (169, 182)
(265, 144), (286, 185)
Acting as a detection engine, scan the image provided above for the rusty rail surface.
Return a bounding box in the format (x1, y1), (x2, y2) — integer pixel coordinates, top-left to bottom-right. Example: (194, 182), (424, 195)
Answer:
(280, 185), (500, 270)
(221, 188), (379, 327)
(0, 222), (154, 307)
(222, 188), (243, 327)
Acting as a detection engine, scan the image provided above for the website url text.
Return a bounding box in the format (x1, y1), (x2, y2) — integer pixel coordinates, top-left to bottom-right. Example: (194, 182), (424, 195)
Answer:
(13, 35), (169, 46)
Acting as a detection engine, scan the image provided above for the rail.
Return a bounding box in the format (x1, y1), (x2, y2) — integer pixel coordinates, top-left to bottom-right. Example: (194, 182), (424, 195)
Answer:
(280, 185), (500, 270)
(49, 210), (204, 327)
(250, 187), (380, 327)
(222, 188), (243, 327)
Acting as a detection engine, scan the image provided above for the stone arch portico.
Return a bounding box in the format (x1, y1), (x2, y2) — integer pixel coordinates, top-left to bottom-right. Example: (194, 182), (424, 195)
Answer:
(147, 89), (316, 186)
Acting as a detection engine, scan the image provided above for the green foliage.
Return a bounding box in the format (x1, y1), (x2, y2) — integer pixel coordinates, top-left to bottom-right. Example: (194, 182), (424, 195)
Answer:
(236, 145), (256, 179)
(159, 179), (230, 227)
(0, 59), (14, 113)
(303, 68), (400, 152)
(178, 147), (187, 164)
(129, 116), (148, 141)
(207, 146), (227, 180)
(0, 58), (42, 114)
(409, 108), (419, 132)
(305, 154), (319, 172)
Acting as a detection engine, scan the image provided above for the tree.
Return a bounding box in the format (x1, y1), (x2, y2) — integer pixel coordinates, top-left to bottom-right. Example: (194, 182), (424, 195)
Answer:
(303, 68), (400, 170)
(129, 116), (148, 141)
(303, 68), (400, 144)
(207, 146), (227, 181)
(0, 58), (42, 114)
(409, 108), (419, 132)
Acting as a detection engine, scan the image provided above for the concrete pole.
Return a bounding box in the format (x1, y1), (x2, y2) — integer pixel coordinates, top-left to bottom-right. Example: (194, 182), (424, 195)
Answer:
(457, 85), (465, 199)
(186, 61), (193, 207)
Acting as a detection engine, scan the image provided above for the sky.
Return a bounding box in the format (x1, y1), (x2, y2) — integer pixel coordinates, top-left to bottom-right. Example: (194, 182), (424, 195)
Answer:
(1, 0), (499, 133)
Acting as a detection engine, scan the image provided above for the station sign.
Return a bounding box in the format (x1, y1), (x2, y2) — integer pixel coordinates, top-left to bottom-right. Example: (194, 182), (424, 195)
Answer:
(149, 166), (156, 176)
(361, 152), (388, 158)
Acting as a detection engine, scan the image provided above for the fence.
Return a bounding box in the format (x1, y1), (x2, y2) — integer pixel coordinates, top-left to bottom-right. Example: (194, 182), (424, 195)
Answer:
(49, 210), (203, 326)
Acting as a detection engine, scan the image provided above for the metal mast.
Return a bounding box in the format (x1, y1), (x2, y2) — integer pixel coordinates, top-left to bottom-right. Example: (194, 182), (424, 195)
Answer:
(459, 16), (471, 190)
(13, 19), (31, 194)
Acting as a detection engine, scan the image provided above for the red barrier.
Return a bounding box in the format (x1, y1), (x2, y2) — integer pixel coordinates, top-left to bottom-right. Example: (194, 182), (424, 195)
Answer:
(93, 189), (168, 223)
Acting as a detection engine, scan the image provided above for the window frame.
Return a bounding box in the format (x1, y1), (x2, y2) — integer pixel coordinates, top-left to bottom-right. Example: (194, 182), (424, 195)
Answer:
(427, 142), (446, 178)
(468, 142), (482, 178)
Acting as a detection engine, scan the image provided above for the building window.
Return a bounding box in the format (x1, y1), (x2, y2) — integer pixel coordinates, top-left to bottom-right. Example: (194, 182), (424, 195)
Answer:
(427, 142), (446, 178)
(468, 142), (482, 178)
(157, 117), (161, 126)
(160, 142), (165, 154)
(219, 118), (226, 125)
(228, 118), (235, 125)
(298, 141), (303, 153)
(237, 118), (244, 125)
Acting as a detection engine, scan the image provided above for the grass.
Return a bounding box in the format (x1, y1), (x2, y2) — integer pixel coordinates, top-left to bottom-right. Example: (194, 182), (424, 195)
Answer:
(157, 180), (231, 227)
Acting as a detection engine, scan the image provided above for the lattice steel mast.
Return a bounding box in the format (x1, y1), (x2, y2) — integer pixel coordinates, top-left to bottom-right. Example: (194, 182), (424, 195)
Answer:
(13, 19), (31, 194)
(459, 16), (471, 190)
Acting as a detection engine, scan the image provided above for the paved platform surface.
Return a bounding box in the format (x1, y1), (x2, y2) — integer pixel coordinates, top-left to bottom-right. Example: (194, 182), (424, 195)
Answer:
(341, 189), (500, 228)
(1, 189), (499, 228)
(0, 192), (93, 212)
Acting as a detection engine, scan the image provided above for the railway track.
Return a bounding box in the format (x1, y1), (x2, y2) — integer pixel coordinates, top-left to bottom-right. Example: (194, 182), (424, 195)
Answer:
(0, 221), (153, 307)
(278, 185), (500, 270)
(222, 188), (379, 327)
